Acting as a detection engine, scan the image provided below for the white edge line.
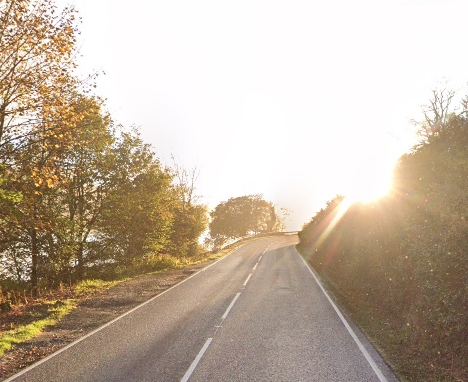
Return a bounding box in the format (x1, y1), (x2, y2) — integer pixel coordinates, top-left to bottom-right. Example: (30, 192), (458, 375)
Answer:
(243, 273), (252, 286)
(295, 249), (389, 382)
(3, 246), (244, 382)
(180, 338), (213, 382)
(221, 292), (241, 320)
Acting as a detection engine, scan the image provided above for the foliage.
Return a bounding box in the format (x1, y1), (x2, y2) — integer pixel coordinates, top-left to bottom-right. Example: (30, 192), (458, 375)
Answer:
(0, 0), (81, 155)
(209, 194), (280, 247)
(297, 101), (468, 381)
(168, 203), (208, 257)
(168, 161), (208, 257)
(297, 195), (345, 254)
(99, 148), (175, 266)
(0, 0), (209, 292)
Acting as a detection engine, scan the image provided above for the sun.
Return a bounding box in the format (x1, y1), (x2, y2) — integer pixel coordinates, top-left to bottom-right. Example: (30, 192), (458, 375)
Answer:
(344, 162), (394, 203)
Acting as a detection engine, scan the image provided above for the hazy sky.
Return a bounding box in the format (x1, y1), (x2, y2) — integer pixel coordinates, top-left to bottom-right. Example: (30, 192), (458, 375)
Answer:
(57, 0), (468, 230)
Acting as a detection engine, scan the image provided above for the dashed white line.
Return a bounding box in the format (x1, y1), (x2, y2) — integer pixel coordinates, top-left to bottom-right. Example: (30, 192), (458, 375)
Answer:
(180, 338), (213, 382)
(221, 293), (241, 320)
(262, 243), (272, 254)
(181, 241), (275, 382)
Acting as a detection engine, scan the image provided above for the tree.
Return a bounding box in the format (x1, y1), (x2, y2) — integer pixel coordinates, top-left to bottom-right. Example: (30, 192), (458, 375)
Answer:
(209, 194), (279, 247)
(52, 95), (114, 280)
(168, 160), (208, 257)
(0, 0), (80, 153)
(410, 83), (463, 140)
(0, 0), (84, 240)
(168, 202), (207, 258)
(0, 126), (67, 291)
(0, 92), (109, 289)
(97, 131), (175, 267)
(297, 195), (345, 254)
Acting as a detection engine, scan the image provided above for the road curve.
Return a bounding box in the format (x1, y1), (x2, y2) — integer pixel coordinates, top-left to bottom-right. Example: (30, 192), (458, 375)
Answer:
(5, 236), (398, 382)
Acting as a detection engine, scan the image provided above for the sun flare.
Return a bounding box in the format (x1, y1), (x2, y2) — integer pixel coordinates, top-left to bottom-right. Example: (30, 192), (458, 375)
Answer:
(344, 162), (394, 203)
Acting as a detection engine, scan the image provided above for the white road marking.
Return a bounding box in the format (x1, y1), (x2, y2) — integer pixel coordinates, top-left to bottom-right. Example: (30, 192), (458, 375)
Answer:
(258, 255), (262, 261)
(221, 293), (241, 319)
(296, 250), (389, 382)
(243, 273), (252, 286)
(252, 263), (258, 271)
(180, 338), (213, 382)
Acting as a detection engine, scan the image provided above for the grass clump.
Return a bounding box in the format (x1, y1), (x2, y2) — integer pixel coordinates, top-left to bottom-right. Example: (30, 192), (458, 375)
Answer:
(0, 300), (76, 357)
(73, 279), (121, 296)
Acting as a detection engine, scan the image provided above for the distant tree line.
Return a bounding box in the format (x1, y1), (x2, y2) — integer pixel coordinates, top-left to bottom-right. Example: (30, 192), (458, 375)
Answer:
(297, 87), (468, 381)
(0, 0), (208, 292)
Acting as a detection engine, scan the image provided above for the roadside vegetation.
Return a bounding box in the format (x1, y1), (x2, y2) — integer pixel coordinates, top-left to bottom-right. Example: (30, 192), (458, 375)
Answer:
(0, 0), (210, 296)
(0, 234), (275, 363)
(0, 299), (75, 357)
(297, 88), (468, 381)
(0, 0), (287, 357)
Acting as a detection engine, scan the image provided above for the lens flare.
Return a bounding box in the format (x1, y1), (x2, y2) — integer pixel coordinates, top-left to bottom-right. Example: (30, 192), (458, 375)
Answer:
(344, 161), (394, 203)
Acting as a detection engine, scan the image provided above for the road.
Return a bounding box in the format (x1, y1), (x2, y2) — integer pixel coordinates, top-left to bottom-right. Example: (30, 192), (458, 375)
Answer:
(5, 236), (398, 382)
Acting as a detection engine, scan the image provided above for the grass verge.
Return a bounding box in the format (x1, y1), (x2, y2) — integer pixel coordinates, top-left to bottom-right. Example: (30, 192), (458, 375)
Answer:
(0, 300), (76, 357)
(73, 279), (122, 296)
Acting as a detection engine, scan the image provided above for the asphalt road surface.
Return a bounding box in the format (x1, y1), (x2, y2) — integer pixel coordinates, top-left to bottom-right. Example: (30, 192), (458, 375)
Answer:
(5, 235), (398, 382)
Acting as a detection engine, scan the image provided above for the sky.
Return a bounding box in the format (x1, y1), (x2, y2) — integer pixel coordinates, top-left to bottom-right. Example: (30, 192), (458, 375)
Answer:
(57, 0), (468, 230)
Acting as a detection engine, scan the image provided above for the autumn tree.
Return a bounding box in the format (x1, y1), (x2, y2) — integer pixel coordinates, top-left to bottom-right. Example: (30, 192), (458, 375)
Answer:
(0, 0), (83, 233)
(51, 95), (114, 280)
(0, 91), (106, 289)
(0, 0), (80, 152)
(0, 0), (212, 290)
(0, 123), (66, 291)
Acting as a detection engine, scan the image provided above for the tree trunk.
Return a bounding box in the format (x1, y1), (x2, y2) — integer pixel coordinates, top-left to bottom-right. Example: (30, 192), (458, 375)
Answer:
(76, 241), (84, 280)
(30, 229), (39, 296)
(0, 104), (6, 143)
